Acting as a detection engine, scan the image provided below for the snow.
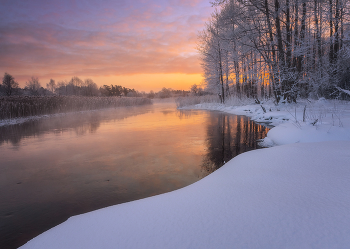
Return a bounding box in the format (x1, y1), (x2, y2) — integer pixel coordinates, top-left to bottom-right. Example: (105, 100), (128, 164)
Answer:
(20, 98), (350, 249)
(0, 112), (85, 127)
(337, 86), (350, 96)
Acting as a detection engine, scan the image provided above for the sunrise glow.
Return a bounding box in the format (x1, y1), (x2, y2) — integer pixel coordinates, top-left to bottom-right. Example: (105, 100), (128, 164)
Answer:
(88, 73), (204, 92)
(0, 0), (212, 91)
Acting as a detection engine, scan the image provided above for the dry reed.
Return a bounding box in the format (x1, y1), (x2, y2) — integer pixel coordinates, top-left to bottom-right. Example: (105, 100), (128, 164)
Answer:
(0, 96), (152, 119)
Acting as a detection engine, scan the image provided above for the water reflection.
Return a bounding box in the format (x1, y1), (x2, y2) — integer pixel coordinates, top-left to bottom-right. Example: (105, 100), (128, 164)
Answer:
(0, 106), (152, 147)
(202, 113), (269, 174)
(0, 102), (269, 249)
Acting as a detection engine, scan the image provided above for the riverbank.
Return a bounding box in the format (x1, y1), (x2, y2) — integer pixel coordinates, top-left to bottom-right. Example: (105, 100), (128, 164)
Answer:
(0, 96), (152, 127)
(179, 97), (350, 146)
(20, 98), (350, 249)
(0, 96), (152, 121)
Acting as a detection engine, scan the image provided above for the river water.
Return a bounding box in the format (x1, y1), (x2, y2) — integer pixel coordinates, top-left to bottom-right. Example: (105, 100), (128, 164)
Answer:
(0, 100), (269, 248)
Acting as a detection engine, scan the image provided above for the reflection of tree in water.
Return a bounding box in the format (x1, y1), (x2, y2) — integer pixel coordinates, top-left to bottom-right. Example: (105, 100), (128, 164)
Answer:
(161, 110), (175, 116)
(176, 109), (201, 120)
(202, 112), (269, 175)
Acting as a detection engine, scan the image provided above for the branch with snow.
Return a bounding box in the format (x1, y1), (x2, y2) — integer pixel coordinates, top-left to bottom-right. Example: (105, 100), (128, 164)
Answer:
(336, 87), (350, 96)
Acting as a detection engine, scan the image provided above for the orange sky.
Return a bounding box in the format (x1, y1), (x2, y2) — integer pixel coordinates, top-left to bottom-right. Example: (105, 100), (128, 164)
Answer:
(0, 0), (212, 92)
(92, 74), (204, 92)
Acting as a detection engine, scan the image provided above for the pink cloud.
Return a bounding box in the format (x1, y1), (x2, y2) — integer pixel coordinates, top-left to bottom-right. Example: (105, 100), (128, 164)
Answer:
(0, 0), (212, 86)
(170, 0), (203, 7)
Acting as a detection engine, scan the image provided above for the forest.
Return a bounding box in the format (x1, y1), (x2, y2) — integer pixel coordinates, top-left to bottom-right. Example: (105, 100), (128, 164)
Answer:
(198, 0), (350, 103)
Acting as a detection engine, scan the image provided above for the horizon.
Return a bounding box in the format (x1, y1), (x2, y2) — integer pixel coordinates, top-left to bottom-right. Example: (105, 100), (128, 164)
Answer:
(0, 0), (213, 92)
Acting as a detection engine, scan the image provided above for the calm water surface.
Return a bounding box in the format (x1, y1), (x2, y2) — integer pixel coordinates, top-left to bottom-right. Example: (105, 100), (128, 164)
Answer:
(0, 100), (269, 248)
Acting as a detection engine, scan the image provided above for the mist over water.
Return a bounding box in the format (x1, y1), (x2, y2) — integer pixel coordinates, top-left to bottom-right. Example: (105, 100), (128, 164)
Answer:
(0, 99), (269, 249)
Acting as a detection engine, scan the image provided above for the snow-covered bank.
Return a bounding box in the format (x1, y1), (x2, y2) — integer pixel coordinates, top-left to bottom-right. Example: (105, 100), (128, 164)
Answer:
(0, 113), (63, 127)
(180, 98), (350, 146)
(20, 141), (350, 249)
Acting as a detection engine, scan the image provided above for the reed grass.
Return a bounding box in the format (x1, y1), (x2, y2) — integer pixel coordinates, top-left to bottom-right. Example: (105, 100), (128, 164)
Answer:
(0, 96), (152, 119)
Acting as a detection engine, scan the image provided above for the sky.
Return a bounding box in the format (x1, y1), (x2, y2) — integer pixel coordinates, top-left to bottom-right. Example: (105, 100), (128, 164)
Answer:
(0, 0), (213, 92)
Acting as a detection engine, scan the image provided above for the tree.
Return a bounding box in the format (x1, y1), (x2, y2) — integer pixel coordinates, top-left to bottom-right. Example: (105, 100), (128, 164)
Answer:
(46, 79), (56, 93)
(198, 11), (230, 103)
(83, 79), (99, 96)
(191, 84), (204, 96)
(2, 73), (19, 96)
(157, 88), (172, 98)
(26, 76), (41, 96)
(68, 76), (83, 95)
(147, 90), (155, 99)
(55, 80), (68, 95)
(200, 0), (350, 102)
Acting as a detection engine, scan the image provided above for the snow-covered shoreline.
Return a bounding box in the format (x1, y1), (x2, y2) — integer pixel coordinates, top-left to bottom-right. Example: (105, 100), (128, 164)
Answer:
(180, 98), (350, 146)
(20, 99), (350, 249)
(0, 113), (67, 127)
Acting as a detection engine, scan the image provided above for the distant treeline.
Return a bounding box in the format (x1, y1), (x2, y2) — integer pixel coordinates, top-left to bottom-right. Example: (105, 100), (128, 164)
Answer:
(0, 96), (152, 120)
(0, 73), (204, 119)
(0, 73), (191, 99)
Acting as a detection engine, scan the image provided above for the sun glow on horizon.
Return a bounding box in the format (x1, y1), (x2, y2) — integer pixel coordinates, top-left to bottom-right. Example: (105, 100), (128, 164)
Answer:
(0, 0), (212, 92)
(29, 73), (204, 92)
(94, 73), (204, 92)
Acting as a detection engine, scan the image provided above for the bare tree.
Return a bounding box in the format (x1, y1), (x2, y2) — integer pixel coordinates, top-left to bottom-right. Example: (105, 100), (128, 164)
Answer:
(83, 79), (99, 96)
(68, 76), (84, 95)
(26, 76), (41, 96)
(2, 73), (19, 96)
(46, 79), (56, 93)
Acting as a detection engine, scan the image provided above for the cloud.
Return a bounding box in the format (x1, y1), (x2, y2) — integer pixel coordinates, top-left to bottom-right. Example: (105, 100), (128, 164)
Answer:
(0, 0), (212, 87)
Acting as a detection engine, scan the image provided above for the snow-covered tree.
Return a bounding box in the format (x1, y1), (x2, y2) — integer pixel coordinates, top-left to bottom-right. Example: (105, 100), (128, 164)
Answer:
(199, 0), (350, 102)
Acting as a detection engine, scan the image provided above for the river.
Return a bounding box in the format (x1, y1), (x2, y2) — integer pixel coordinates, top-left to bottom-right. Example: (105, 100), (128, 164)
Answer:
(0, 99), (269, 248)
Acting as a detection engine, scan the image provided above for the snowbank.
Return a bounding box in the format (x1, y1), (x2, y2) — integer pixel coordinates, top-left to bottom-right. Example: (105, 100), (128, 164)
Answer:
(20, 141), (350, 249)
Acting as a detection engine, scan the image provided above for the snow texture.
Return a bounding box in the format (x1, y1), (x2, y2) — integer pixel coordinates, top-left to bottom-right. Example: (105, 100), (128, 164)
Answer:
(20, 99), (350, 249)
